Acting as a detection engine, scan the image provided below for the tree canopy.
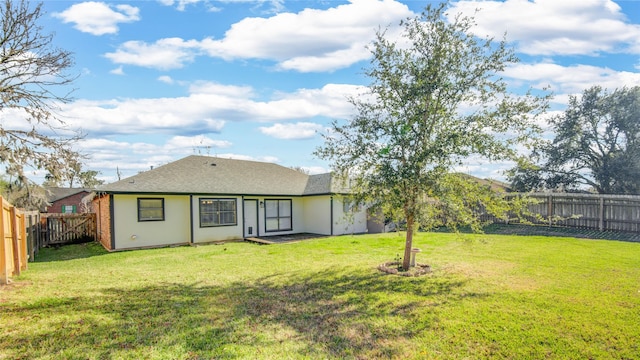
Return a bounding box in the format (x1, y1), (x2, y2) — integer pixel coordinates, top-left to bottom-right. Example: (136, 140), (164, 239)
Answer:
(316, 2), (548, 270)
(0, 175), (48, 209)
(43, 163), (105, 188)
(509, 86), (640, 194)
(0, 0), (82, 202)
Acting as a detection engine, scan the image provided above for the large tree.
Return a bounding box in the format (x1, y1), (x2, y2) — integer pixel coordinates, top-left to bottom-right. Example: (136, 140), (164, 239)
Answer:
(1, 0), (82, 205)
(1, 175), (48, 210)
(43, 167), (104, 188)
(509, 86), (640, 194)
(316, 2), (547, 270)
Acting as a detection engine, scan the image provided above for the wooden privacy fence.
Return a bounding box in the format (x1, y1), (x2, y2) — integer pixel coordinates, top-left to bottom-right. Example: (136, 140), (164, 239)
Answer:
(1, 196), (27, 285)
(24, 211), (42, 261)
(41, 213), (97, 246)
(488, 193), (640, 233)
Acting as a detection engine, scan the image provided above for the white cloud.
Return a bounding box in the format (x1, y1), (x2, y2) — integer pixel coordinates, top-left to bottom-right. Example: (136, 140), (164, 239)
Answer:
(165, 135), (232, 150)
(188, 82), (256, 97)
(157, 75), (174, 84)
(76, 136), (234, 182)
(277, 42), (371, 73)
(202, 0), (413, 72)
(245, 84), (362, 122)
(159, 0), (249, 12)
(77, 137), (128, 150)
(110, 66), (125, 75)
(0, 108), (34, 131)
(53, 2), (140, 36)
(61, 98), (227, 136)
(503, 62), (640, 102)
(103, 0), (413, 72)
(259, 122), (324, 139)
(75, 138), (175, 180)
(188, 0), (286, 14)
(214, 153), (280, 163)
(58, 82), (358, 137)
(303, 166), (329, 175)
(160, 0), (203, 11)
(0, 107), (77, 137)
(50, 81), (360, 183)
(448, 0), (640, 56)
(104, 38), (202, 70)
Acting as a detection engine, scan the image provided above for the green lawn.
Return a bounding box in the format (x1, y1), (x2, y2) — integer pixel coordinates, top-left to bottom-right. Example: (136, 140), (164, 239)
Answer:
(1, 232), (639, 359)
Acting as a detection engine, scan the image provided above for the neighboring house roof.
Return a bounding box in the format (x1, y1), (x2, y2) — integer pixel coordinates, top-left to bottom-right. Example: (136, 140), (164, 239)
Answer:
(46, 187), (92, 203)
(98, 155), (346, 196)
(456, 173), (512, 193)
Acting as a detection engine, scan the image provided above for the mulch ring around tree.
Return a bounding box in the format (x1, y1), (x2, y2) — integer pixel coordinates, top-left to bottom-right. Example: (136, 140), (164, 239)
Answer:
(378, 261), (432, 277)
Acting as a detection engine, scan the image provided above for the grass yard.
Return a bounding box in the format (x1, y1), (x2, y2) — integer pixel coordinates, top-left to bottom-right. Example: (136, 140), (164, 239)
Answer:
(1, 232), (639, 359)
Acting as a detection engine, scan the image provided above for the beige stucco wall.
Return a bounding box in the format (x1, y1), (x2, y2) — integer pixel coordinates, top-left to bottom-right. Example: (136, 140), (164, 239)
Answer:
(302, 196), (332, 235)
(332, 196), (368, 235)
(112, 194), (191, 249)
(191, 196), (243, 243)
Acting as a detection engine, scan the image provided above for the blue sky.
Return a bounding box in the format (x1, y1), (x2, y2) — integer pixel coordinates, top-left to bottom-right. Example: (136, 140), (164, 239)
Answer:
(20, 0), (640, 184)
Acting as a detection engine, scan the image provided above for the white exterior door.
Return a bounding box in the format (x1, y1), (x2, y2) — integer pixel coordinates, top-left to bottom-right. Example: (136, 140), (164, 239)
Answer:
(243, 199), (258, 237)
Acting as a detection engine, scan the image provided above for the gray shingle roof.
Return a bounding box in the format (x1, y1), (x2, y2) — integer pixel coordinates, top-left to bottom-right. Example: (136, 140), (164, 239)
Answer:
(98, 155), (341, 196)
(304, 173), (351, 194)
(46, 187), (92, 202)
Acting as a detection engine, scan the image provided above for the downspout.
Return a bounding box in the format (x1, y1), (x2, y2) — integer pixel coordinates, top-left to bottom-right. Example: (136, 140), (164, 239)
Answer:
(241, 196), (245, 238)
(330, 196), (334, 236)
(189, 195), (194, 244)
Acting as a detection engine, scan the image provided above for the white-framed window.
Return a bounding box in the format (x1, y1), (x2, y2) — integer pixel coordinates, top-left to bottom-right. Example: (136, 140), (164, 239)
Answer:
(264, 199), (292, 232)
(138, 198), (165, 222)
(200, 198), (237, 227)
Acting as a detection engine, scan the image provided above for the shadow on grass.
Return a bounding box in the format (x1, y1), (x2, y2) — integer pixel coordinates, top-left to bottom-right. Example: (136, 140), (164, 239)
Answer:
(33, 241), (110, 262)
(227, 269), (473, 358)
(431, 224), (640, 242)
(2, 268), (481, 359)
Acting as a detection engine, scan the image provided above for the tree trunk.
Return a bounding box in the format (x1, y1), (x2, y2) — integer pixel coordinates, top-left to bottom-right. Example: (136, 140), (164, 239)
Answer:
(402, 214), (414, 271)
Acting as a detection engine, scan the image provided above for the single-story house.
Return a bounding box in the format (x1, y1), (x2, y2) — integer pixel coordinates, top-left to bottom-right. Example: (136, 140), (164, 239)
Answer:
(93, 155), (379, 251)
(44, 187), (93, 213)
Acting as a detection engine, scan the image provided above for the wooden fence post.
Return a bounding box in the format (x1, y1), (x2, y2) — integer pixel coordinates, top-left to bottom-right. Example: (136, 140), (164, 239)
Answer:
(27, 214), (35, 261)
(599, 197), (605, 232)
(18, 212), (27, 271)
(10, 206), (21, 277)
(547, 195), (553, 227)
(26, 212), (42, 261)
(0, 198), (7, 285)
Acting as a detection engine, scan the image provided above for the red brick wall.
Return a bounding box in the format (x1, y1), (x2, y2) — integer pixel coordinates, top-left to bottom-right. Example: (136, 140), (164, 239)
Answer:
(93, 194), (112, 250)
(47, 191), (92, 213)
